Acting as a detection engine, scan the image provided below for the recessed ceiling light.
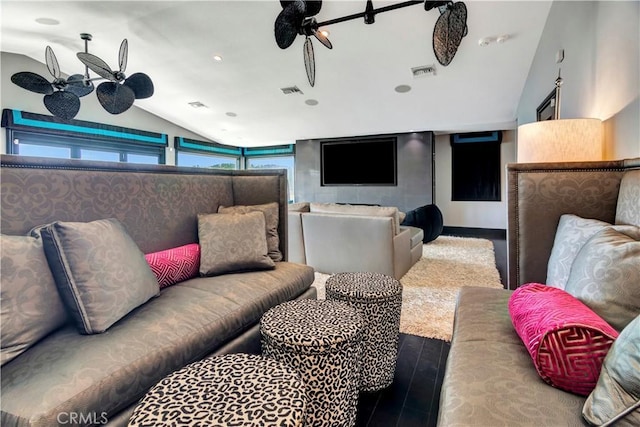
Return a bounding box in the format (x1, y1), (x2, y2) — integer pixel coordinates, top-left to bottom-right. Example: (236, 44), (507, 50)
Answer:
(226, 112), (237, 117)
(394, 85), (412, 93)
(213, 55), (223, 61)
(35, 17), (60, 25)
(305, 99), (319, 106)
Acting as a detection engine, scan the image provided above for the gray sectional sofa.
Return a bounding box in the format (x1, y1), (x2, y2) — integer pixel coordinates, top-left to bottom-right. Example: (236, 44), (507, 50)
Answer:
(0, 155), (316, 427)
(438, 158), (640, 426)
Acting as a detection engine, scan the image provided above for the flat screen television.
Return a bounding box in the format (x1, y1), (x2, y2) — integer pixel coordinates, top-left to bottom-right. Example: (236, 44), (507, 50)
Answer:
(321, 137), (397, 186)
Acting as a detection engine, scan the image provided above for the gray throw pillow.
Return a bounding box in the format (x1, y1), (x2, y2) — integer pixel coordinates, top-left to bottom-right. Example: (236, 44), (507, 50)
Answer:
(546, 214), (638, 290)
(583, 315), (640, 426)
(218, 202), (282, 262)
(564, 227), (640, 332)
(198, 211), (275, 276)
(40, 218), (159, 335)
(1, 234), (68, 365)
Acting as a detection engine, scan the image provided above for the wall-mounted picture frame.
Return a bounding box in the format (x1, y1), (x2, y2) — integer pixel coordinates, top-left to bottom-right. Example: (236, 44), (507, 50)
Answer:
(536, 89), (556, 121)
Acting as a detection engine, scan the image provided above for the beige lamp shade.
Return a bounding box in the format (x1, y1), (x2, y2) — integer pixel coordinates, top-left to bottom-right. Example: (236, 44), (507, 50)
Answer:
(517, 118), (603, 163)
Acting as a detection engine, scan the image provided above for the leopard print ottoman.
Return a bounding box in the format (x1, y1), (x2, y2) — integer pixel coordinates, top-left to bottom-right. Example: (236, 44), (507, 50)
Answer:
(127, 353), (306, 427)
(326, 271), (403, 392)
(260, 299), (363, 427)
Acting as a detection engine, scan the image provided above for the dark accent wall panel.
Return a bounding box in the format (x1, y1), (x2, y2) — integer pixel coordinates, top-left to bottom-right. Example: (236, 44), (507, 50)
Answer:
(294, 132), (433, 212)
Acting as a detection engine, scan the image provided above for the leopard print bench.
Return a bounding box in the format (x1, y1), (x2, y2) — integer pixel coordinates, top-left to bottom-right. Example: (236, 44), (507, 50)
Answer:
(128, 353), (306, 426)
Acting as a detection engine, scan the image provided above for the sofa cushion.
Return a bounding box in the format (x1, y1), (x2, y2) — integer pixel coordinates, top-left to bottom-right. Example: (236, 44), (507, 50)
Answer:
(218, 202), (282, 262)
(0, 234), (68, 366)
(509, 283), (619, 396)
(309, 202), (401, 234)
(0, 262), (315, 427)
(564, 227), (640, 331)
(40, 218), (159, 335)
(546, 214), (638, 290)
(583, 314), (640, 426)
(145, 244), (200, 289)
(439, 287), (587, 427)
(615, 169), (640, 227)
(198, 212), (275, 276)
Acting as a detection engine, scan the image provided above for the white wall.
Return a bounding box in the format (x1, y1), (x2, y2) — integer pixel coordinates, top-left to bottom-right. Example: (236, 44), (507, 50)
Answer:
(517, 1), (639, 159)
(1, 52), (211, 164)
(434, 130), (516, 230)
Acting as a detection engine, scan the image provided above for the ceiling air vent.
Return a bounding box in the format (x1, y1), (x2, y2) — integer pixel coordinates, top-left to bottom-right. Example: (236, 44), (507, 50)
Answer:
(411, 65), (437, 78)
(188, 101), (208, 108)
(281, 86), (304, 95)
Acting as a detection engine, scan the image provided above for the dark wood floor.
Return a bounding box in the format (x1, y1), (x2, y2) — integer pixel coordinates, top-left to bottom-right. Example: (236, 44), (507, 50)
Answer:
(355, 231), (507, 426)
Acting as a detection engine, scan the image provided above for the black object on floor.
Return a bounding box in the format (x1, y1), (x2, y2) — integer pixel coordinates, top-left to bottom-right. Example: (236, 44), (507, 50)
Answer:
(401, 204), (444, 243)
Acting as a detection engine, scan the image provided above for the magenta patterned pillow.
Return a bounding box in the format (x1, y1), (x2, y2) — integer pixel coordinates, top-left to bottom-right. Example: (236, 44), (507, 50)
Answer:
(145, 244), (200, 289)
(509, 283), (619, 396)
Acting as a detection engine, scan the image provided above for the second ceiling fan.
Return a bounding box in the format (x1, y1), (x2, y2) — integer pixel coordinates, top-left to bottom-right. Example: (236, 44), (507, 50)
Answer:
(274, 0), (468, 87)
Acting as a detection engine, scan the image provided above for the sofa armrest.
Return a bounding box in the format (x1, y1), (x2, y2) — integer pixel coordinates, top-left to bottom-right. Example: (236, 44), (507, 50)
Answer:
(392, 227), (412, 279)
(287, 212), (306, 264)
(506, 159), (632, 290)
(300, 213), (398, 277)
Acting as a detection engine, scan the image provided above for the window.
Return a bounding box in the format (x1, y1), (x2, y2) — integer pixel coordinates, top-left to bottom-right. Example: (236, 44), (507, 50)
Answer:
(16, 142), (71, 159)
(177, 151), (239, 169)
(175, 137), (241, 170)
(246, 155), (295, 201)
(244, 145), (296, 202)
(8, 131), (165, 164)
(2, 109), (167, 164)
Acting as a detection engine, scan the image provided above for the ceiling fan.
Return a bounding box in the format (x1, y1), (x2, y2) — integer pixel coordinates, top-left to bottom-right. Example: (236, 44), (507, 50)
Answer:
(10, 33), (154, 121)
(274, 0), (468, 87)
(11, 46), (94, 120)
(276, 0), (332, 87)
(77, 37), (154, 115)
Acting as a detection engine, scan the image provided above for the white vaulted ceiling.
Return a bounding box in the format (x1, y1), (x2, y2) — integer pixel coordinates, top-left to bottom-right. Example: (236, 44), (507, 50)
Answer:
(1, 0), (552, 147)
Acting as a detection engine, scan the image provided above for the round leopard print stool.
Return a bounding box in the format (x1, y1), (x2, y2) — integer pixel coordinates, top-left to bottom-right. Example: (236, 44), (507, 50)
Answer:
(326, 271), (403, 392)
(260, 299), (363, 427)
(127, 353), (306, 427)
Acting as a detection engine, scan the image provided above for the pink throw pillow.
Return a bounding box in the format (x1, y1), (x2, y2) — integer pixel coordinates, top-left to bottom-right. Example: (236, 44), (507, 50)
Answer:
(508, 283), (619, 396)
(145, 244), (200, 289)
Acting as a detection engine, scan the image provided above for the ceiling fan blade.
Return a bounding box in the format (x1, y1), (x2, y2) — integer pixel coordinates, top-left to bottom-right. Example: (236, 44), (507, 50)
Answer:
(65, 74), (94, 97)
(77, 52), (117, 81)
(123, 72), (154, 99)
(275, 0), (306, 49)
(432, 1), (467, 66)
(119, 39), (128, 73)
(424, 1), (448, 11)
(45, 46), (61, 78)
(11, 72), (53, 95)
(303, 37), (315, 87)
(305, 0), (322, 17)
(96, 81), (135, 114)
(44, 91), (80, 120)
(313, 28), (332, 49)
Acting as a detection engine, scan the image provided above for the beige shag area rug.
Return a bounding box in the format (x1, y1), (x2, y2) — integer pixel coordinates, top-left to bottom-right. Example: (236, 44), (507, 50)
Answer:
(311, 235), (503, 342)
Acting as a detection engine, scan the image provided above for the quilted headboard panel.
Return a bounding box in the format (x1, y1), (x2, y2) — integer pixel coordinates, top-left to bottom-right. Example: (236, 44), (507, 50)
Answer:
(0, 155), (288, 256)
